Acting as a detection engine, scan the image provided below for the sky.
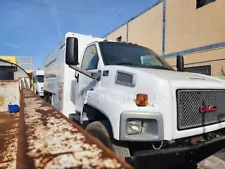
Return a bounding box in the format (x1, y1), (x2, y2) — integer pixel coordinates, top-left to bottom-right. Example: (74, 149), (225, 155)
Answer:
(0, 0), (157, 70)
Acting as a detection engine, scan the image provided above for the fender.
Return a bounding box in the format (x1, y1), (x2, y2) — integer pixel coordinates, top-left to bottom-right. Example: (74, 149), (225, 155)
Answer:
(84, 89), (131, 140)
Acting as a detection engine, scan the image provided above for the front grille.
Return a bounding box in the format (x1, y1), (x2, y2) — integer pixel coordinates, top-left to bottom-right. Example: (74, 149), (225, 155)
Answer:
(177, 90), (225, 130)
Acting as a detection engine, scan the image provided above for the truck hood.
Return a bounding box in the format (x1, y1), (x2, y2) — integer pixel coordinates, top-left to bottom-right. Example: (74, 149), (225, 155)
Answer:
(135, 68), (223, 82)
(102, 65), (225, 90)
(135, 68), (208, 81)
(134, 68), (225, 89)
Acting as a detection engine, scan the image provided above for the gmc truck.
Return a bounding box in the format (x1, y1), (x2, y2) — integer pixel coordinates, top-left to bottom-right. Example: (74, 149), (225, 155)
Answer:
(44, 32), (225, 169)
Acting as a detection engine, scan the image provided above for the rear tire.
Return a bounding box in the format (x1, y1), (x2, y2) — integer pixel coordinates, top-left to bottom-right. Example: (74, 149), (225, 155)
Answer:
(85, 121), (130, 159)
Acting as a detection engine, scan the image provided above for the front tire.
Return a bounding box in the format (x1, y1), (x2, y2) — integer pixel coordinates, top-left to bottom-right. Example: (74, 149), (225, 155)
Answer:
(85, 121), (130, 159)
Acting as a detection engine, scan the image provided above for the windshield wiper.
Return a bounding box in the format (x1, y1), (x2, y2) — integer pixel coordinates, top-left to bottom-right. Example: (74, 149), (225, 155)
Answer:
(141, 65), (173, 70)
(116, 62), (173, 70)
(117, 62), (137, 66)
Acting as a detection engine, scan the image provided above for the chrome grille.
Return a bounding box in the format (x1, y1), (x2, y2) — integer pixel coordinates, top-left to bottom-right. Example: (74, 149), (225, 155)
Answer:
(177, 90), (225, 130)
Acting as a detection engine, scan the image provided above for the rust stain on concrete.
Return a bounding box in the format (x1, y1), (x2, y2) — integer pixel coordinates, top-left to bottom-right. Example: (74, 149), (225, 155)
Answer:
(0, 96), (4, 106)
(0, 80), (18, 86)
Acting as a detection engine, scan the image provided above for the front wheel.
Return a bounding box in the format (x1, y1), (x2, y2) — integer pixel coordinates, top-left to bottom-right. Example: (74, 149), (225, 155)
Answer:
(85, 121), (130, 160)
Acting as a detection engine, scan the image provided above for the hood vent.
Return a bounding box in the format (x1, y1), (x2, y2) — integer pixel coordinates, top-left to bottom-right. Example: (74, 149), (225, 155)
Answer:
(185, 77), (205, 80)
(115, 71), (136, 87)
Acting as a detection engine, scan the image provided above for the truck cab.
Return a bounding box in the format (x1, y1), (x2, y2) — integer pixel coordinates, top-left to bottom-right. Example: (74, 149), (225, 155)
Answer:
(45, 32), (225, 169)
(33, 70), (44, 97)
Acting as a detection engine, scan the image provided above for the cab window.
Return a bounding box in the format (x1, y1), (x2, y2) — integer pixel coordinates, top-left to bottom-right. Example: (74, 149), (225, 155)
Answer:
(81, 45), (99, 70)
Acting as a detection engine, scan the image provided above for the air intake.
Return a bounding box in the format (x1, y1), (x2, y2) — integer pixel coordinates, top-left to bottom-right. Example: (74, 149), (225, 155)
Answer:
(115, 71), (136, 87)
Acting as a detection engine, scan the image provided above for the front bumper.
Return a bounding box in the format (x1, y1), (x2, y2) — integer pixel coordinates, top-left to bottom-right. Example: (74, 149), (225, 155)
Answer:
(37, 91), (44, 96)
(130, 135), (225, 169)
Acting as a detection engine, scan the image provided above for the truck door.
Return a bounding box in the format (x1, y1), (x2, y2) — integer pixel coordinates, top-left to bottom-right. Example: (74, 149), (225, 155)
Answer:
(75, 44), (99, 118)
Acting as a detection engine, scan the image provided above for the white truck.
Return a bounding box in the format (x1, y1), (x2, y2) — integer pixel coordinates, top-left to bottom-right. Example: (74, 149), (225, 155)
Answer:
(33, 69), (44, 97)
(44, 32), (225, 169)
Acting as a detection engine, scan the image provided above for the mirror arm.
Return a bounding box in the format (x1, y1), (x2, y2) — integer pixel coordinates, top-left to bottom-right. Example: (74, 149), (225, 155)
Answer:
(69, 65), (98, 80)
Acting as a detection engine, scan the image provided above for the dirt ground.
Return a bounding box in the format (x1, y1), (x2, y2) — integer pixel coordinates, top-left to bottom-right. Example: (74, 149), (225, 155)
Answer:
(0, 112), (19, 169)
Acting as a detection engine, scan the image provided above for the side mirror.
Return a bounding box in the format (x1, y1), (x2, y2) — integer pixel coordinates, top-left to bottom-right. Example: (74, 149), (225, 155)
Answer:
(176, 55), (184, 72)
(65, 37), (79, 65)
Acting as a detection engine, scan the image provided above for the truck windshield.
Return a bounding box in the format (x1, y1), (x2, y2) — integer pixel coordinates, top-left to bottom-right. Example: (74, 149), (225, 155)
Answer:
(99, 42), (173, 70)
(37, 75), (44, 83)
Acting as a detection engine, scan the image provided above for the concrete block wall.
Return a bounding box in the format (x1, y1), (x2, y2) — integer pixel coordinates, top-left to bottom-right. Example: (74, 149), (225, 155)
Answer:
(0, 81), (20, 112)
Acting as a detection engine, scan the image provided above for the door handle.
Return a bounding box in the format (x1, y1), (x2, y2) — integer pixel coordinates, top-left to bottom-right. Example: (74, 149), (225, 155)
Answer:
(75, 73), (79, 83)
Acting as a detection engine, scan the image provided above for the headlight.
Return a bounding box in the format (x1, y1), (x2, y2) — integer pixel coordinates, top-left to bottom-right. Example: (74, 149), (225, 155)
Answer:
(127, 120), (142, 135)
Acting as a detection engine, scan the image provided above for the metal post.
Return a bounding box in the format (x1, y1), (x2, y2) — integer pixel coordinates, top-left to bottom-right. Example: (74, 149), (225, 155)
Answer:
(162, 0), (166, 58)
(126, 23), (129, 42)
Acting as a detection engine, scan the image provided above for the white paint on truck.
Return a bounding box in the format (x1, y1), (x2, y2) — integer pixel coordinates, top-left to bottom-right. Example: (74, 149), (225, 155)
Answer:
(44, 33), (102, 115)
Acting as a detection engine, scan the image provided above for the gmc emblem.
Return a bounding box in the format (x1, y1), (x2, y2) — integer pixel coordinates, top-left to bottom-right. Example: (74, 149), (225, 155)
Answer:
(199, 105), (216, 113)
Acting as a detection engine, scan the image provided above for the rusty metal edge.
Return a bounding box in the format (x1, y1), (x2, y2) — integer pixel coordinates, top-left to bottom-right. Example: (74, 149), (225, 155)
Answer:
(53, 103), (133, 169)
(18, 89), (133, 169)
(16, 89), (29, 169)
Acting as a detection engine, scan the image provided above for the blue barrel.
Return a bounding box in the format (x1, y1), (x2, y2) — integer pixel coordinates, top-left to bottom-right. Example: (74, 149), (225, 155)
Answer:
(8, 104), (20, 113)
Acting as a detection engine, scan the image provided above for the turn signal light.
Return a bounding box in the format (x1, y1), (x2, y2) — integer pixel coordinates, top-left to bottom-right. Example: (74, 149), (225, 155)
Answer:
(136, 94), (148, 106)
